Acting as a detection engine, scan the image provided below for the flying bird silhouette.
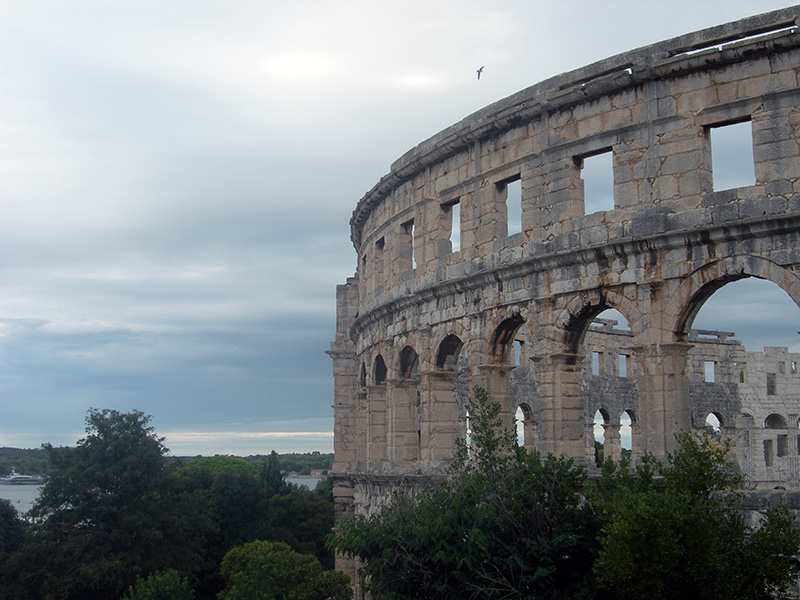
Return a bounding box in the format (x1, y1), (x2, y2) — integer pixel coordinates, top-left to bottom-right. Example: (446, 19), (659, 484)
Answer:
(477, 66), (484, 80)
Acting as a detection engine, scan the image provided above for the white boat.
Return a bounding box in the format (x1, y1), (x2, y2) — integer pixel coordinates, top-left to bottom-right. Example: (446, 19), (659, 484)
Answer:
(0, 468), (43, 485)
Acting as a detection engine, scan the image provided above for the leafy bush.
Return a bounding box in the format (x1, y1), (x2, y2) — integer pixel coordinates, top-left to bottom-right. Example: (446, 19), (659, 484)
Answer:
(122, 569), (194, 600)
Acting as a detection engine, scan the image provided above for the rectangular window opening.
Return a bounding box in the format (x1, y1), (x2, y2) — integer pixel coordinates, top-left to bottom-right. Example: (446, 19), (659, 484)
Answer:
(704, 360), (716, 383)
(591, 351), (601, 376)
(443, 201), (461, 253)
(777, 434), (788, 458)
(503, 178), (522, 236)
(402, 219), (416, 271)
(579, 149), (614, 214)
(767, 372), (776, 396)
(514, 340), (523, 367)
(764, 439), (774, 467)
(710, 120), (755, 191)
(374, 237), (385, 289)
(619, 354), (628, 378)
(792, 360), (797, 374)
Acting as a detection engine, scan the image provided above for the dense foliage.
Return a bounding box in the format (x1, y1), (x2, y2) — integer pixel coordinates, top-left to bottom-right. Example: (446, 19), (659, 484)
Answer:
(0, 410), (345, 600)
(219, 540), (350, 600)
(122, 569), (195, 600)
(593, 434), (800, 600)
(332, 388), (800, 600)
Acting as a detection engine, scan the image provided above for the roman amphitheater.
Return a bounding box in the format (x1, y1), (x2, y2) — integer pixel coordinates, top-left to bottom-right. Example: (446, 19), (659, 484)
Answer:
(328, 4), (800, 553)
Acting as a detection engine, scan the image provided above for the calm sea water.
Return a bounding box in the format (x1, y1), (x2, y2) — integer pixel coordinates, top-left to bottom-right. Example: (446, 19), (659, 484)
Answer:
(286, 477), (321, 490)
(0, 485), (42, 514)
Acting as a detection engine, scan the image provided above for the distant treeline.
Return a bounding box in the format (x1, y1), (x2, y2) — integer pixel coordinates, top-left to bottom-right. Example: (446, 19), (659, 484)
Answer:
(0, 448), (50, 477)
(0, 447), (333, 477)
(242, 452), (333, 475)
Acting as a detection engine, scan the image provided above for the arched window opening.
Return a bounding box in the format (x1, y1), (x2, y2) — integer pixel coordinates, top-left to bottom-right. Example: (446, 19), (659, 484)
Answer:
(399, 346), (419, 379)
(705, 413), (722, 437)
(491, 316), (525, 363)
(620, 410), (633, 458)
(437, 335), (464, 370)
(515, 403), (534, 448)
(690, 278), (800, 480)
(692, 278), (800, 356)
(765, 413), (788, 429)
(593, 409), (609, 467)
(373, 355), (387, 385)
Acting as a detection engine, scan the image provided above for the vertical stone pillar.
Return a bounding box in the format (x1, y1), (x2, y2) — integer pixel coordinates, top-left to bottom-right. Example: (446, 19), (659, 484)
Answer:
(604, 420), (622, 463)
(536, 351), (584, 460)
(419, 371), (460, 467)
(387, 379), (420, 468)
(476, 363), (516, 433)
(367, 385), (388, 464)
(355, 390), (368, 465)
(634, 342), (692, 458)
(328, 346), (357, 472)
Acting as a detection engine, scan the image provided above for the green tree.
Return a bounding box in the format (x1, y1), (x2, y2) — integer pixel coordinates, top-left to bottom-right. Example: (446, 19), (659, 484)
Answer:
(172, 454), (272, 598)
(0, 499), (25, 553)
(184, 455), (257, 477)
(593, 433), (800, 600)
(266, 488), (335, 568)
(219, 540), (350, 600)
(0, 409), (211, 600)
(121, 569), (194, 600)
(261, 450), (287, 497)
(332, 387), (597, 600)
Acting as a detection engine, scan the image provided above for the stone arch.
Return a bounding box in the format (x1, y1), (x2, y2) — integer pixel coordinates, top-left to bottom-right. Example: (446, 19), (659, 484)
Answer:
(666, 256), (800, 339)
(766, 413), (788, 429)
(490, 314), (526, 362)
(557, 289), (638, 354)
(436, 334), (465, 370)
(399, 345), (420, 379)
(373, 354), (387, 384)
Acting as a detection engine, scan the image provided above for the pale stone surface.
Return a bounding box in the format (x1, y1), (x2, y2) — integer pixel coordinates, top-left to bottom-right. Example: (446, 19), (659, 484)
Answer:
(331, 4), (800, 584)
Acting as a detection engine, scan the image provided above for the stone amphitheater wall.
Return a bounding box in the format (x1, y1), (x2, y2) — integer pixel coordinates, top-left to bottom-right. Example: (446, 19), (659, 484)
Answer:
(329, 6), (800, 548)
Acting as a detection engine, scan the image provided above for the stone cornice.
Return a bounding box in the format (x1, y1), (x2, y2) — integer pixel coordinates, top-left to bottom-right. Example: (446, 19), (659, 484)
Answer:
(350, 6), (800, 249)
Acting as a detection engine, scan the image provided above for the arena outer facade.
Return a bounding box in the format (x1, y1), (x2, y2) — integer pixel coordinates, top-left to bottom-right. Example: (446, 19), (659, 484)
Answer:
(329, 5), (800, 564)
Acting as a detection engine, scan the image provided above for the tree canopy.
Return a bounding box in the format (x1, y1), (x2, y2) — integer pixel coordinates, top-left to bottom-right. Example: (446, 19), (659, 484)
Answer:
(0, 409), (345, 600)
(3, 409), (211, 600)
(219, 540), (350, 600)
(593, 434), (800, 600)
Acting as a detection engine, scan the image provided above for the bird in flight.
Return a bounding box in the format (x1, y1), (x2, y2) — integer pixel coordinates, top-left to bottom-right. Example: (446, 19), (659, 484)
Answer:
(477, 66), (484, 80)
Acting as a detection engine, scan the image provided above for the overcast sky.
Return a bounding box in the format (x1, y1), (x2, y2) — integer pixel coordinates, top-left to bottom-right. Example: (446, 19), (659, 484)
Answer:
(1, 1), (798, 456)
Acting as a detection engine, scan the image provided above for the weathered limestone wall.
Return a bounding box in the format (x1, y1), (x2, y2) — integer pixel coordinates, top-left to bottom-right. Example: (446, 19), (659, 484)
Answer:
(584, 323), (800, 490)
(330, 5), (800, 573)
